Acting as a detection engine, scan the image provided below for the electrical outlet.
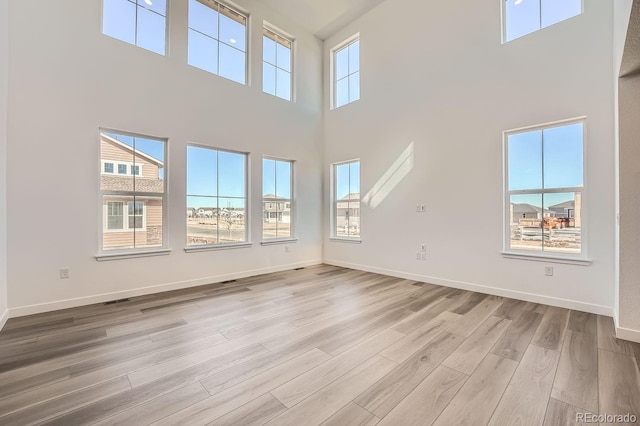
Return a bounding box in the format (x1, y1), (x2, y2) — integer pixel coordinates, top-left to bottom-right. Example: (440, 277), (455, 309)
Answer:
(416, 205), (422, 212)
(420, 252), (427, 261)
(544, 266), (553, 276)
(60, 268), (70, 279)
(420, 243), (426, 252)
(416, 252), (421, 260)
(420, 204), (426, 212)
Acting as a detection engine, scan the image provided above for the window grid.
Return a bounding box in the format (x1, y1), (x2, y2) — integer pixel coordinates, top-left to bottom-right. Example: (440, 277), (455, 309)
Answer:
(333, 37), (360, 109)
(102, 0), (167, 55)
(263, 28), (293, 101)
(503, 0), (583, 43)
(262, 157), (294, 240)
(333, 160), (361, 239)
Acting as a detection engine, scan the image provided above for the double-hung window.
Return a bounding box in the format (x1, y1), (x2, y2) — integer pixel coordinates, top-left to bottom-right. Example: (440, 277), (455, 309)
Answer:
(263, 27), (293, 101)
(503, 0), (583, 42)
(99, 131), (167, 252)
(102, 0), (167, 55)
(186, 146), (248, 246)
(188, 0), (247, 85)
(262, 158), (294, 240)
(504, 118), (585, 257)
(332, 35), (360, 109)
(332, 160), (361, 239)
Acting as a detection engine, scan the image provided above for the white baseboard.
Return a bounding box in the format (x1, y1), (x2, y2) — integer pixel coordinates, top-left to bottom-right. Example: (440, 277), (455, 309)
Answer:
(8, 260), (322, 318)
(324, 259), (614, 317)
(0, 308), (8, 332)
(615, 321), (640, 343)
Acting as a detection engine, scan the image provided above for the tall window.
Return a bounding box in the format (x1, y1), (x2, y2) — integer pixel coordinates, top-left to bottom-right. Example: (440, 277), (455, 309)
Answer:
(263, 27), (293, 101)
(503, 0), (582, 42)
(332, 35), (360, 109)
(99, 131), (166, 252)
(188, 0), (247, 85)
(505, 118), (584, 256)
(187, 146), (248, 246)
(333, 160), (361, 238)
(102, 0), (167, 55)
(263, 158), (293, 240)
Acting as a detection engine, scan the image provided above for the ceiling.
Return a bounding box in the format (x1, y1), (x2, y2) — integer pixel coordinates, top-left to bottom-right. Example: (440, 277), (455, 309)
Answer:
(258, 0), (387, 40)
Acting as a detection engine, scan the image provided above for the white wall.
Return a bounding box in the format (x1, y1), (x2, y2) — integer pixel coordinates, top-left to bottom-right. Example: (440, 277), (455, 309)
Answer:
(0, 0), (8, 328)
(323, 0), (616, 314)
(6, 0), (323, 315)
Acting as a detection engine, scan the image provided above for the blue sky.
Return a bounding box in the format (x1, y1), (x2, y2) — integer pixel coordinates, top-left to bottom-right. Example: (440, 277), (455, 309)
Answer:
(336, 162), (360, 201)
(106, 132), (165, 179)
(508, 122), (583, 208)
(505, 0), (582, 41)
(263, 159), (292, 199)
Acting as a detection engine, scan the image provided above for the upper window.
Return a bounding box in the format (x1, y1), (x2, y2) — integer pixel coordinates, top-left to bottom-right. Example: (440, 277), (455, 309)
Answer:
(504, 118), (585, 257)
(102, 0), (167, 55)
(99, 131), (167, 252)
(332, 160), (361, 238)
(188, 0), (247, 85)
(263, 27), (293, 101)
(263, 158), (294, 240)
(332, 35), (360, 109)
(503, 0), (583, 42)
(187, 146), (248, 246)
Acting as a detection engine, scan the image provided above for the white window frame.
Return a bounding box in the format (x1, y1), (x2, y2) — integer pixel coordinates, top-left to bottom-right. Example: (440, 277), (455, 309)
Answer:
(331, 159), (361, 241)
(330, 33), (360, 110)
(103, 199), (147, 232)
(101, 0), (168, 55)
(185, 144), (250, 250)
(187, 0), (249, 85)
(502, 117), (589, 264)
(262, 24), (294, 101)
(501, 0), (584, 43)
(98, 129), (168, 259)
(262, 157), (296, 243)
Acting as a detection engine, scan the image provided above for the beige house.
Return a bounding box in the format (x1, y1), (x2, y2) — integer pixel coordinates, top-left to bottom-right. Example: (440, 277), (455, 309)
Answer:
(263, 194), (291, 223)
(100, 133), (164, 250)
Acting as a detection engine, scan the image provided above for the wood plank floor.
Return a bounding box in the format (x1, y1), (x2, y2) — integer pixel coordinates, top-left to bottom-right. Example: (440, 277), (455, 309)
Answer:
(1, 264), (639, 425)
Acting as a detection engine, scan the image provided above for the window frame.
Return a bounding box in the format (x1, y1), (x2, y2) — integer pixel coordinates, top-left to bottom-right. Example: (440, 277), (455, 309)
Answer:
(501, 0), (584, 43)
(101, 0), (168, 55)
(502, 117), (588, 263)
(185, 144), (250, 250)
(330, 33), (360, 110)
(187, 0), (249, 85)
(262, 24), (294, 102)
(97, 129), (169, 259)
(331, 159), (361, 241)
(262, 156), (296, 243)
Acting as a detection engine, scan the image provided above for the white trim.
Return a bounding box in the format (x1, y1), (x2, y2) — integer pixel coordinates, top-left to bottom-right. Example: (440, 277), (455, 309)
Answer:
(184, 242), (252, 252)
(615, 325), (640, 344)
(95, 248), (171, 261)
(501, 251), (591, 266)
(0, 308), (8, 332)
(323, 259), (613, 316)
(261, 238), (298, 246)
(329, 237), (362, 244)
(330, 32), (360, 110)
(7, 260), (322, 318)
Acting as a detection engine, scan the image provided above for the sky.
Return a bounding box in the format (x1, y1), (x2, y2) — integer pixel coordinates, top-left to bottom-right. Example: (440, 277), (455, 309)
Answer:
(105, 132), (165, 179)
(335, 161), (361, 201)
(505, 0), (582, 42)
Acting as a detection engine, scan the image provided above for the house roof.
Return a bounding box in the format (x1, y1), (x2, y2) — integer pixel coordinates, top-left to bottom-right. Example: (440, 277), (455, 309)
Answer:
(512, 203), (548, 214)
(549, 200), (575, 209)
(101, 133), (164, 167)
(263, 194), (289, 200)
(101, 176), (164, 193)
(340, 193), (360, 201)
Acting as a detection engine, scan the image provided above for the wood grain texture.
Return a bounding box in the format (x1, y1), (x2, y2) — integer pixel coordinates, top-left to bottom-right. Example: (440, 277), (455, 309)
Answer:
(551, 330), (599, 413)
(489, 345), (560, 425)
(320, 402), (379, 426)
(597, 315), (636, 356)
(531, 306), (570, 351)
(543, 398), (595, 426)
(490, 310), (543, 361)
(598, 349), (640, 420)
(567, 311), (597, 335)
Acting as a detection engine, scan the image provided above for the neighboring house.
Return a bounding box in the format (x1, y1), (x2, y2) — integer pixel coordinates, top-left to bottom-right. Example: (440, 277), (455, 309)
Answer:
(510, 203), (553, 221)
(549, 192), (582, 227)
(187, 207), (196, 218)
(336, 193), (360, 230)
(263, 194), (291, 223)
(101, 133), (164, 249)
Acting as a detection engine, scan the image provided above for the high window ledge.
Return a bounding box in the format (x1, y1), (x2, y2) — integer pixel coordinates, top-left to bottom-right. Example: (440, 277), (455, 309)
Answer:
(261, 238), (298, 246)
(501, 251), (591, 266)
(185, 242), (253, 253)
(329, 237), (362, 244)
(96, 248), (172, 262)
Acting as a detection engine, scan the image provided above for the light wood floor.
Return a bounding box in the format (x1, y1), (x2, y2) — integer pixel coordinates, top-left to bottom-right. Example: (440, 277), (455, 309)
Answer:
(1, 264), (639, 425)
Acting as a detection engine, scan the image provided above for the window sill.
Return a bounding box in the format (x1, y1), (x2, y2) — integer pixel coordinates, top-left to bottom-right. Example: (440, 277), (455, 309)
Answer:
(95, 248), (171, 262)
(261, 238), (298, 246)
(329, 237), (362, 244)
(501, 251), (591, 266)
(184, 242), (253, 253)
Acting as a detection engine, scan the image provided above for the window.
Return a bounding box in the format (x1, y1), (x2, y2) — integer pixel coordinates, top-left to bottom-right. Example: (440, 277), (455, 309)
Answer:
(263, 27), (292, 101)
(187, 146), (248, 246)
(99, 131), (166, 252)
(263, 158), (294, 240)
(504, 118), (584, 256)
(104, 163), (114, 174)
(503, 0), (582, 42)
(332, 35), (360, 109)
(333, 160), (361, 238)
(102, 0), (167, 55)
(188, 0), (247, 85)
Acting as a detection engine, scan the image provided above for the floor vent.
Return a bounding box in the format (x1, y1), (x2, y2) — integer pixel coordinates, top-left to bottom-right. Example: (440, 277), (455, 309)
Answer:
(294, 267), (305, 271)
(103, 298), (130, 305)
(221, 279), (237, 284)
